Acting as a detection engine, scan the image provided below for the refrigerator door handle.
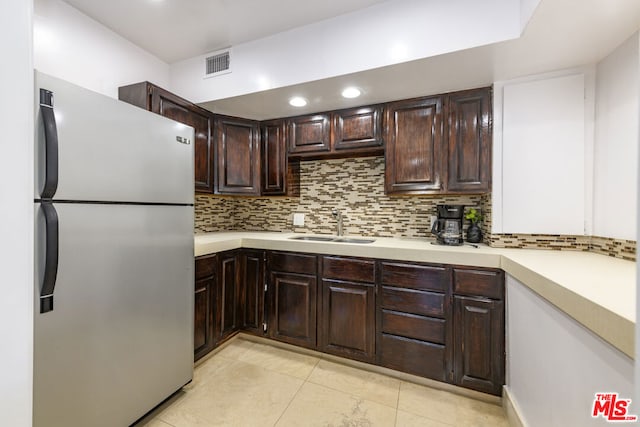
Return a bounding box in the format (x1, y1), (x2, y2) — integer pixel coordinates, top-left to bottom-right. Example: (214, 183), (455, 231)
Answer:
(40, 202), (59, 313)
(39, 88), (59, 200)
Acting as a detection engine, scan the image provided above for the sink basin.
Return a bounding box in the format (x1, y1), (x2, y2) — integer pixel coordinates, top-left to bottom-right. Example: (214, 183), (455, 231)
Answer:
(333, 237), (376, 244)
(289, 236), (336, 242)
(288, 235), (375, 244)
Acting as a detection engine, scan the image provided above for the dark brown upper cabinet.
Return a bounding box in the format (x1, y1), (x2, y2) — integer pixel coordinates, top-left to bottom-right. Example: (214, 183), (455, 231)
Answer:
(332, 106), (383, 152)
(118, 82), (215, 194)
(261, 120), (300, 196)
(384, 87), (492, 195)
(384, 96), (445, 194)
(287, 114), (331, 155)
(446, 88), (492, 193)
(215, 116), (261, 195)
(287, 107), (384, 160)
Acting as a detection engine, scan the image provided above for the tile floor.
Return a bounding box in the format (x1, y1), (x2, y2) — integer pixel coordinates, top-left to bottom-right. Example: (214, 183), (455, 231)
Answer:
(138, 337), (510, 427)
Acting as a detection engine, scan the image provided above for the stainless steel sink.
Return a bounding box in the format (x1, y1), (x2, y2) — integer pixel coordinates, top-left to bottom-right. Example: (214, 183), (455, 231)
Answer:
(333, 237), (376, 244)
(289, 235), (375, 244)
(289, 236), (336, 242)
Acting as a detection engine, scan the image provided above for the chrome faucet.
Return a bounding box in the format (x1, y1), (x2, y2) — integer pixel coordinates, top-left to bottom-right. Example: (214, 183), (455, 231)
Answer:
(331, 209), (343, 236)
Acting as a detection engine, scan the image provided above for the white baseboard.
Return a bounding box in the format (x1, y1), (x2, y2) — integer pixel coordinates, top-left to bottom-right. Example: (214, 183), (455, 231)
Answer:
(503, 385), (528, 427)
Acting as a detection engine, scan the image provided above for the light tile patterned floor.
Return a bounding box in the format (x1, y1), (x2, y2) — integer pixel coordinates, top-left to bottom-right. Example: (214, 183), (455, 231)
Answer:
(138, 337), (509, 427)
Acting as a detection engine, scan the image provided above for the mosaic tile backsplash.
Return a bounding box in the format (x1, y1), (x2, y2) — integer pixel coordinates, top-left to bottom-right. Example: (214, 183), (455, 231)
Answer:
(196, 156), (483, 238)
(195, 156), (636, 261)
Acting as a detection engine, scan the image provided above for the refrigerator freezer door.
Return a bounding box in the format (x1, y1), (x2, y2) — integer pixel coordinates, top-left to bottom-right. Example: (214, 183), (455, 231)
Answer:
(34, 203), (194, 427)
(35, 71), (194, 204)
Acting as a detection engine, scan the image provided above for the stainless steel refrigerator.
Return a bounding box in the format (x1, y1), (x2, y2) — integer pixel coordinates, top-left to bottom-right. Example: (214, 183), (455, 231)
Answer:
(33, 71), (195, 427)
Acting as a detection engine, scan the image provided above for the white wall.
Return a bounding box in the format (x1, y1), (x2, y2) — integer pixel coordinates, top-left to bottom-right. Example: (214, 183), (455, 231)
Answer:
(506, 275), (634, 427)
(493, 34), (640, 240)
(170, 0), (521, 103)
(593, 33), (639, 241)
(636, 28), (640, 411)
(34, 0), (170, 98)
(519, 0), (541, 30)
(0, 0), (34, 426)
(493, 69), (595, 235)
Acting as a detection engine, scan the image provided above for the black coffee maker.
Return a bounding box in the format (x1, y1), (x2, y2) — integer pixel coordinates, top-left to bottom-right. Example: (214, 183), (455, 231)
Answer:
(431, 205), (465, 245)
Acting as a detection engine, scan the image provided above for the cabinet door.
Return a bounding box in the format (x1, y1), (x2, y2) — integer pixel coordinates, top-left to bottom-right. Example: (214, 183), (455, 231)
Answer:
(384, 97), (444, 194)
(320, 279), (375, 362)
(216, 252), (240, 343)
(453, 296), (504, 395)
(269, 271), (317, 349)
(261, 120), (295, 195)
(288, 114), (331, 154)
(195, 254), (217, 361)
(333, 106), (383, 151)
(194, 277), (214, 360)
(215, 117), (260, 195)
(240, 250), (265, 335)
(446, 88), (491, 193)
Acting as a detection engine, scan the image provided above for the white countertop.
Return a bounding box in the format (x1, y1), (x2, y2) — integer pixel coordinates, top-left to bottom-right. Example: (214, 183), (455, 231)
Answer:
(194, 231), (636, 358)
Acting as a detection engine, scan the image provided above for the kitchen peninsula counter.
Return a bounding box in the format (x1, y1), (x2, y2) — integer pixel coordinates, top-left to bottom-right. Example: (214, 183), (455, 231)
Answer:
(194, 232), (635, 358)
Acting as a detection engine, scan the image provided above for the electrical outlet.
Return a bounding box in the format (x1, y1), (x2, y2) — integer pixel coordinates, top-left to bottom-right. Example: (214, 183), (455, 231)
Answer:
(293, 213), (305, 226)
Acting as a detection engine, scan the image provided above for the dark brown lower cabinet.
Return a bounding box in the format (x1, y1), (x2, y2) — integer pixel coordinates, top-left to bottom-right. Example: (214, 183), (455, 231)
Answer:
(216, 251), (240, 343)
(194, 250), (505, 396)
(380, 333), (446, 380)
(269, 271), (317, 348)
(453, 296), (504, 395)
(240, 250), (266, 335)
(194, 254), (217, 361)
(377, 261), (452, 382)
(194, 249), (263, 361)
(267, 251), (318, 349)
(320, 279), (375, 362)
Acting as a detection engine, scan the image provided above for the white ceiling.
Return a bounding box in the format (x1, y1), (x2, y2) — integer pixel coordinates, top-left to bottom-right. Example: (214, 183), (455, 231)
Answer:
(61, 0), (640, 119)
(62, 0), (390, 63)
(202, 0), (640, 119)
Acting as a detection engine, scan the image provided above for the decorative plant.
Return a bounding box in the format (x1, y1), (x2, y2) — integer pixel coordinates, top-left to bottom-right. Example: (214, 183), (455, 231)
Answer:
(465, 208), (482, 224)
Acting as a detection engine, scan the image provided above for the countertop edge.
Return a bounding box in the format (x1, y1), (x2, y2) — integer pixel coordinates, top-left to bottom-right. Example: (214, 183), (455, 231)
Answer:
(194, 233), (635, 359)
(500, 256), (634, 359)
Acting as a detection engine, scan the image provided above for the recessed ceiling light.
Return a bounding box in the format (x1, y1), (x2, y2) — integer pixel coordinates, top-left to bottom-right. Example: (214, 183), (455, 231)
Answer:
(289, 96), (307, 107)
(341, 87), (361, 98)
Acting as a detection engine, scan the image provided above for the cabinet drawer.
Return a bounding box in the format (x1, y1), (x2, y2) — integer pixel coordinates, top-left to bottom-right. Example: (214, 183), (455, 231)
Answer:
(380, 333), (446, 381)
(381, 310), (445, 344)
(195, 255), (216, 280)
(453, 268), (504, 300)
(381, 287), (445, 318)
(269, 251), (317, 275)
(380, 262), (449, 292)
(322, 256), (375, 283)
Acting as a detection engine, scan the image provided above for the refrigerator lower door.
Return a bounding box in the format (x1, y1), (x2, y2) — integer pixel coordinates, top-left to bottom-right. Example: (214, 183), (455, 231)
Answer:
(34, 202), (194, 427)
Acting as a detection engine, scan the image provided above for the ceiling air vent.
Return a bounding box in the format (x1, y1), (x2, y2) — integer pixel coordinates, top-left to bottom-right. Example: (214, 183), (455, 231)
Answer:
(204, 49), (231, 78)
